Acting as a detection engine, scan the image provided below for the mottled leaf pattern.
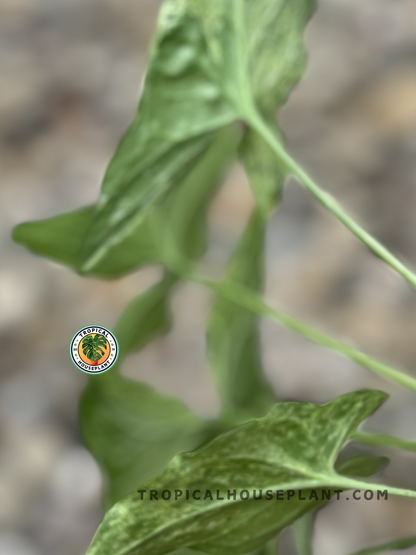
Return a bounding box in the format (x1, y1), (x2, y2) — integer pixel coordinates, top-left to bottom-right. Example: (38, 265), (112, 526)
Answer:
(86, 390), (388, 555)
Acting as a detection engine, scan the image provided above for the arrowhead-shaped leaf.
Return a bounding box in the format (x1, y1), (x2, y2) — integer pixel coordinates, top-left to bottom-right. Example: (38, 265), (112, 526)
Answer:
(80, 372), (207, 508)
(207, 211), (275, 418)
(79, 0), (317, 271)
(12, 205), (157, 278)
(86, 390), (388, 555)
(13, 128), (238, 278)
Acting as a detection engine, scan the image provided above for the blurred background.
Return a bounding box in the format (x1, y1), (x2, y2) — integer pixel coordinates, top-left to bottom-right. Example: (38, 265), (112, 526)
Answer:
(2, 0), (416, 553)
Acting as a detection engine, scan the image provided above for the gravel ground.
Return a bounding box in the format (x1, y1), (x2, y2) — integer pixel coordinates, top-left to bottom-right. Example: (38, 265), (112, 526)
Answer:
(1, 1), (416, 554)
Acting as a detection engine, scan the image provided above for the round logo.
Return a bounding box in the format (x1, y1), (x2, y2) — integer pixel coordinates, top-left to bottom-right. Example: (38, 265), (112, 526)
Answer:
(70, 325), (118, 374)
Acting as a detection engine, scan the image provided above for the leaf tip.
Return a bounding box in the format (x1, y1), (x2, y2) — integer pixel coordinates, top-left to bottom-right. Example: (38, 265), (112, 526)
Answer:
(11, 222), (26, 245)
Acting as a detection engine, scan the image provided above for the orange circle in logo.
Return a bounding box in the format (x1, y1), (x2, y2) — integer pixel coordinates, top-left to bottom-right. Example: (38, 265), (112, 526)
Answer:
(78, 334), (111, 366)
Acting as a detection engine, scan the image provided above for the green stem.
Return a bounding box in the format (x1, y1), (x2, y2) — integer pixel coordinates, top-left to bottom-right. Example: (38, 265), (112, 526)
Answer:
(258, 538), (277, 555)
(185, 272), (416, 394)
(292, 510), (315, 555)
(248, 112), (416, 291)
(352, 432), (416, 453)
(347, 536), (416, 555)
(332, 477), (416, 500)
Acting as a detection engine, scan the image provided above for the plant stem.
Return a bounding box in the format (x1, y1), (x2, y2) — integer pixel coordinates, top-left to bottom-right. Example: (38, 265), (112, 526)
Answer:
(347, 535), (416, 555)
(258, 537), (277, 555)
(352, 432), (416, 453)
(292, 510), (315, 555)
(185, 272), (416, 394)
(336, 477), (416, 499)
(248, 112), (416, 291)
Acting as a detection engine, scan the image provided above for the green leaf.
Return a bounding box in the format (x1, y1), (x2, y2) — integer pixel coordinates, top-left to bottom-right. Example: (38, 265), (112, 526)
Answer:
(96, 335), (108, 345)
(207, 211), (275, 418)
(335, 455), (389, 478)
(86, 390), (389, 555)
(80, 373), (207, 508)
(81, 334), (109, 362)
(161, 125), (240, 261)
(348, 536), (416, 555)
(169, 547), (273, 555)
(79, 0), (317, 272)
(12, 206), (157, 278)
(12, 127), (238, 278)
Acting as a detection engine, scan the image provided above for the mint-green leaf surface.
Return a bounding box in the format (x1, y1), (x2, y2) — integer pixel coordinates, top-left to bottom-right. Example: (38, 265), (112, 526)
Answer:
(12, 128), (238, 278)
(86, 390), (388, 555)
(207, 211), (275, 418)
(80, 0), (316, 271)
